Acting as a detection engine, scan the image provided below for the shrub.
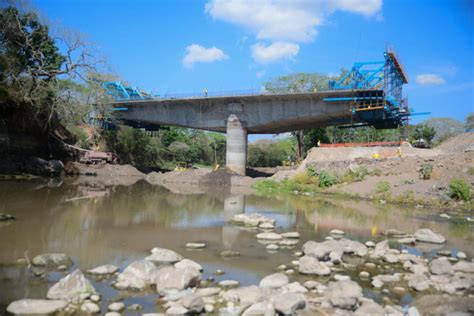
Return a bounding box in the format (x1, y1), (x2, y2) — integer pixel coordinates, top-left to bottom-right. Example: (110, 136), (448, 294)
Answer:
(318, 170), (337, 188)
(370, 168), (383, 176)
(341, 166), (369, 183)
(418, 163), (433, 180)
(448, 179), (471, 201)
(375, 181), (391, 194)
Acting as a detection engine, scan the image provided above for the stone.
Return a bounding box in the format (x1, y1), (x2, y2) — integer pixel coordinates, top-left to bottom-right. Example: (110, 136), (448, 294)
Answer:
(0, 213), (15, 221)
(204, 304), (214, 313)
(272, 292), (305, 315)
(334, 274), (350, 281)
(259, 273), (288, 288)
(81, 302), (100, 313)
(185, 242), (206, 249)
(383, 253), (399, 263)
(414, 228), (446, 244)
(284, 269), (294, 275)
(232, 213), (275, 227)
(408, 274), (430, 291)
(410, 264), (428, 275)
(430, 258), (453, 275)
(259, 222), (275, 229)
(365, 241), (375, 247)
(407, 306), (420, 316)
(371, 278), (384, 288)
(330, 229), (344, 235)
(281, 282), (308, 293)
(413, 294), (474, 316)
(181, 293), (205, 313)
(298, 256), (331, 275)
(218, 279), (239, 288)
(90, 294), (100, 302)
(457, 251), (467, 259)
(242, 301), (275, 316)
(47, 269), (96, 300)
(166, 305), (188, 315)
(7, 299), (68, 315)
(397, 237), (416, 244)
(127, 303), (142, 310)
(87, 264), (118, 275)
(256, 232), (282, 240)
(195, 287), (221, 297)
(373, 240), (390, 257)
(222, 285), (263, 305)
(175, 259), (203, 271)
(384, 229), (406, 237)
(452, 260), (474, 273)
(279, 239), (299, 247)
(325, 280), (362, 310)
(344, 240), (368, 257)
(115, 259), (156, 290)
(214, 269), (224, 275)
(303, 280), (319, 289)
(105, 312), (121, 316)
(32, 253), (72, 267)
(266, 244), (279, 250)
(359, 271), (370, 278)
(354, 300), (384, 316)
(281, 232), (300, 238)
(146, 247), (183, 264)
(220, 250), (241, 257)
(153, 266), (201, 294)
(108, 302), (125, 312)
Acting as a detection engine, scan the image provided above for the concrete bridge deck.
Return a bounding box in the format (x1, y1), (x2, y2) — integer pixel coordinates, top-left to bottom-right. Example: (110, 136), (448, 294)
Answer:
(113, 89), (372, 175)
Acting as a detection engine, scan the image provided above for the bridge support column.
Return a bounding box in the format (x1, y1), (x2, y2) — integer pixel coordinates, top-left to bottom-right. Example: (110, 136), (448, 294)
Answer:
(226, 114), (247, 175)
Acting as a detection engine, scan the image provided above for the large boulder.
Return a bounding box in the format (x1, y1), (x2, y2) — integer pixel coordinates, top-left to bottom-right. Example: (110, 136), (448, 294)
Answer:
(47, 269), (96, 300)
(302, 240), (343, 260)
(32, 253), (72, 267)
(7, 299), (68, 315)
(232, 213), (275, 227)
(414, 294), (474, 316)
(414, 229), (446, 244)
(153, 266), (201, 294)
(87, 264), (118, 275)
(453, 261), (474, 273)
(272, 292), (305, 315)
(242, 301), (275, 316)
(373, 240), (390, 257)
(180, 293), (205, 314)
(354, 299), (385, 316)
(145, 247), (183, 264)
(259, 273), (288, 288)
(343, 240), (368, 257)
(298, 256), (331, 275)
(175, 259), (203, 271)
(325, 280), (363, 310)
(115, 259), (157, 290)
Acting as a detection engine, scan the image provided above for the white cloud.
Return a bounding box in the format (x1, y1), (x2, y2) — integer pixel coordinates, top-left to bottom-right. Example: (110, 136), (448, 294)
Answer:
(252, 42), (299, 64)
(182, 44), (229, 68)
(206, 0), (382, 63)
(416, 74), (446, 86)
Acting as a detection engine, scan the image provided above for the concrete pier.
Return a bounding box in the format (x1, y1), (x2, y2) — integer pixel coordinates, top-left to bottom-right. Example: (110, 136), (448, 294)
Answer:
(225, 114), (247, 175)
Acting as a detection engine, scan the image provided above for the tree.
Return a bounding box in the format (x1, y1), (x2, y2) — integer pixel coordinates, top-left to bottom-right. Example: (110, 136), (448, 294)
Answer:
(411, 124), (436, 146)
(465, 113), (474, 132)
(423, 117), (464, 143)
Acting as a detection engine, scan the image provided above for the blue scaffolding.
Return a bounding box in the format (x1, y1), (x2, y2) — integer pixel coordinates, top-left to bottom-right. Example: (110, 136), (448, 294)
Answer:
(102, 81), (155, 101)
(326, 50), (411, 129)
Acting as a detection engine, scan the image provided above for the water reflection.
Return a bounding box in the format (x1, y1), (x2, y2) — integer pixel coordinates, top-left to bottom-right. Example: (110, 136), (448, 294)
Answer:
(0, 179), (473, 313)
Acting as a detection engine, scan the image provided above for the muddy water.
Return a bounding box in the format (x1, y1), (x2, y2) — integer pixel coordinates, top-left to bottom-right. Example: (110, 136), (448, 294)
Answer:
(0, 179), (472, 313)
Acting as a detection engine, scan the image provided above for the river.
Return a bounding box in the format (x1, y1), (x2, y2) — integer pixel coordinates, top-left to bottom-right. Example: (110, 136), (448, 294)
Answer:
(0, 179), (472, 314)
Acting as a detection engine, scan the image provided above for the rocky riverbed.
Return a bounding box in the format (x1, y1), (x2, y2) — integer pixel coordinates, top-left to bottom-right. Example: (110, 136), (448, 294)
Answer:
(5, 211), (474, 315)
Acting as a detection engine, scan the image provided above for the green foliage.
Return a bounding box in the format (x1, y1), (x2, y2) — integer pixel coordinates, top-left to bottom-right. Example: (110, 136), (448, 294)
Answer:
(418, 163), (433, 180)
(466, 113), (474, 132)
(375, 181), (391, 195)
(67, 125), (90, 149)
(341, 166), (369, 183)
(423, 117), (464, 143)
(370, 168), (382, 176)
(317, 170), (337, 188)
(247, 138), (296, 167)
(448, 179), (471, 202)
(411, 124), (436, 146)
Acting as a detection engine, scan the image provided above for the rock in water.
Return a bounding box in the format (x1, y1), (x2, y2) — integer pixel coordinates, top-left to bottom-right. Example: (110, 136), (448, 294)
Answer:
(222, 285), (263, 305)
(272, 292), (305, 315)
(146, 247), (183, 264)
(256, 232), (282, 240)
(185, 242), (206, 249)
(153, 266), (201, 294)
(0, 213), (15, 221)
(87, 264), (118, 275)
(298, 256), (331, 275)
(414, 229), (446, 244)
(47, 269), (96, 300)
(115, 259), (157, 290)
(259, 273), (289, 288)
(429, 258), (453, 275)
(7, 299), (68, 315)
(175, 259), (203, 271)
(242, 301), (274, 316)
(32, 253), (72, 267)
(325, 280), (363, 310)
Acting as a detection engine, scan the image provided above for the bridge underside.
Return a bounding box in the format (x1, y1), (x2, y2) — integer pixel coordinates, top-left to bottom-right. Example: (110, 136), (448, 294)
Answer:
(113, 89), (387, 175)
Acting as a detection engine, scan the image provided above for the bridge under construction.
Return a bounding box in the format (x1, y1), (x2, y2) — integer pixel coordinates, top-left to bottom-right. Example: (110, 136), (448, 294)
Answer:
(106, 51), (413, 175)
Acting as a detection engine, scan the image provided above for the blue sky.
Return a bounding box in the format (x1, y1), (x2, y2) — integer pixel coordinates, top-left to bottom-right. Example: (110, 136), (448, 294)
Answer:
(34, 0), (473, 137)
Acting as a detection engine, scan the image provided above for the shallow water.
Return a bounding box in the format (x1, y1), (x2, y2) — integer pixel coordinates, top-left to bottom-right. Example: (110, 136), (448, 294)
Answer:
(0, 178), (472, 313)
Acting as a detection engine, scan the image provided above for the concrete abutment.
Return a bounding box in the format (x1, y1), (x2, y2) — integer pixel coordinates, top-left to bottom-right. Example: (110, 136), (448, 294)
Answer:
(225, 114), (247, 176)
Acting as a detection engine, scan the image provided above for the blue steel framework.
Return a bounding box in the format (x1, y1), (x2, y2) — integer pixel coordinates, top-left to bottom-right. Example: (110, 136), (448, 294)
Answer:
(102, 81), (154, 101)
(326, 51), (410, 128)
